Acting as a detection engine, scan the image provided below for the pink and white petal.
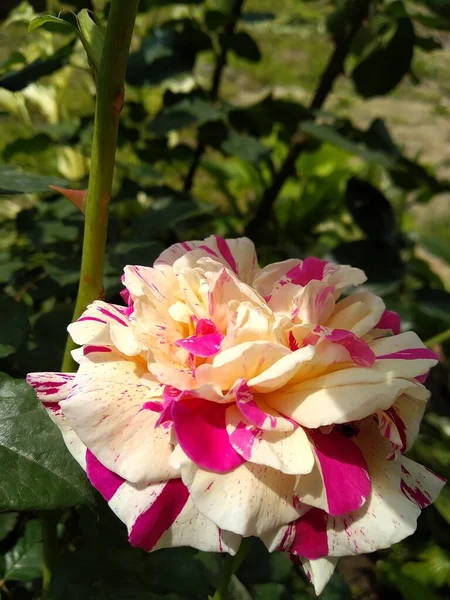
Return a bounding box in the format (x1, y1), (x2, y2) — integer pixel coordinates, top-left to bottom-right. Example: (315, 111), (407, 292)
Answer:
(326, 292), (385, 338)
(400, 456), (446, 509)
(108, 477), (242, 554)
(324, 264), (367, 290)
(371, 332), (438, 379)
(326, 420), (439, 557)
(301, 557), (339, 595)
(27, 372), (75, 402)
(172, 396), (245, 473)
(61, 353), (177, 485)
(181, 461), (301, 537)
(295, 429), (370, 516)
(272, 508), (329, 559)
(253, 259), (301, 298)
(196, 341), (290, 391)
(377, 387), (428, 455)
(68, 301), (136, 351)
(226, 405), (314, 475)
(268, 375), (418, 428)
(156, 236), (258, 284)
(234, 380), (297, 432)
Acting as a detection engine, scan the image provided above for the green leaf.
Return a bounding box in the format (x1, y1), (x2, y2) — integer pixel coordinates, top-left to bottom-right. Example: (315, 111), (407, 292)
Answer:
(221, 131), (270, 164)
(0, 40), (75, 92)
(0, 165), (67, 194)
(77, 9), (104, 73)
(346, 177), (397, 242)
(2, 520), (42, 583)
(127, 26), (210, 87)
(223, 31), (261, 62)
(300, 121), (395, 168)
(0, 513), (17, 542)
(28, 14), (75, 35)
(2, 133), (54, 161)
(352, 15), (415, 97)
(0, 373), (94, 511)
(109, 241), (165, 271)
(150, 97), (224, 135)
(0, 296), (30, 359)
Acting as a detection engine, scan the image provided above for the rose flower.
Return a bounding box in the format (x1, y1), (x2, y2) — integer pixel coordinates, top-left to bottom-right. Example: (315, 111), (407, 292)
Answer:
(27, 236), (445, 594)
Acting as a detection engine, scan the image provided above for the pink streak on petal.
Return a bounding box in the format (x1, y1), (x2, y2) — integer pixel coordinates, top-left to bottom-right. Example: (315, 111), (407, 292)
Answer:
(377, 348), (439, 361)
(77, 316), (107, 324)
(327, 329), (376, 367)
(235, 381), (277, 429)
(385, 407), (407, 452)
(308, 428), (371, 516)
(181, 242), (192, 252)
(288, 332), (300, 351)
(86, 449), (124, 501)
(42, 401), (61, 413)
(175, 333), (223, 357)
(214, 235), (238, 275)
(286, 257), (328, 286)
(416, 371), (429, 384)
(199, 245), (218, 257)
(141, 401), (163, 413)
(172, 397), (246, 473)
(97, 306), (128, 327)
(400, 479), (432, 509)
(129, 479), (190, 551)
(376, 310), (401, 335)
(229, 421), (260, 460)
(290, 508), (329, 559)
(83, 345), (112, 355)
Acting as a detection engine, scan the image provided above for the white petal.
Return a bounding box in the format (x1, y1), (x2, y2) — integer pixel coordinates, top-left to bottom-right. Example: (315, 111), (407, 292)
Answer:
(326, 292), (385, 338)
(181, 461), (301, 537)
(301, 557), (338, 595)
(226, 406), (315, 475)
(61, 351), (177, 484)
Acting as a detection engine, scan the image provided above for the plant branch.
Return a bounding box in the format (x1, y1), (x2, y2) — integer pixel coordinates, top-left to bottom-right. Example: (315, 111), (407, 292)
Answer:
(183, 0), (245, 192)
(425, 327), (450, 349)
(245, 0), (371, 235)
(61, 0), (139, 372)
(211, 538), (251, 600)
(40, 511), (59, 598)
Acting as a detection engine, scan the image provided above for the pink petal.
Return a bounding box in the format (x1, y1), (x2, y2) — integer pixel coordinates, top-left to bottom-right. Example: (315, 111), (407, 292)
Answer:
(308, 428), (371, 516)
(128, 479), (190, 551)
(327, 329), (376, 367)
(376, 309), (401, 335)
(287, 508), (329, 560)
(86, 450), (124, 501)
(172, 397), (245, 473)
(285, 257), (328, 286)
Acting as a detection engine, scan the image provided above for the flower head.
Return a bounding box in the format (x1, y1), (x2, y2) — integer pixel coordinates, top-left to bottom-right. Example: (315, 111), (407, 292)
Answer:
(27, 235), (445, 594)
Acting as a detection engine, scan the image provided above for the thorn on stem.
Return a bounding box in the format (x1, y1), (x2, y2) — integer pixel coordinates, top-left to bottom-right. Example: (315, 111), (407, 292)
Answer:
(49, 185), (87, 214)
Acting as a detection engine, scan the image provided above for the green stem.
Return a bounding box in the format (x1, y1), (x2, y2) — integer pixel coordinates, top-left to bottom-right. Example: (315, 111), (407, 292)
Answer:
(211, 538), (251, 600)
(425, 327), (450, 349)
(61, 0), (140, 372)
(40, 511), (59, 598)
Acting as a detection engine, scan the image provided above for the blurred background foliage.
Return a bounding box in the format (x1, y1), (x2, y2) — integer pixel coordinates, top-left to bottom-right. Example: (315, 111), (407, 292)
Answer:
(0, 0), (450, 598)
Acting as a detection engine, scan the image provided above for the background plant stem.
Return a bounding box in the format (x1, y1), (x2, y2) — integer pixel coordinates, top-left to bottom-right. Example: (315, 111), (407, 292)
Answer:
(183, 0), (245, 192)
(61, 0), (140, 372)
(245, 0), (371, 236)
(211, 538), (251, 600)
(40, 511), (58, 598)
